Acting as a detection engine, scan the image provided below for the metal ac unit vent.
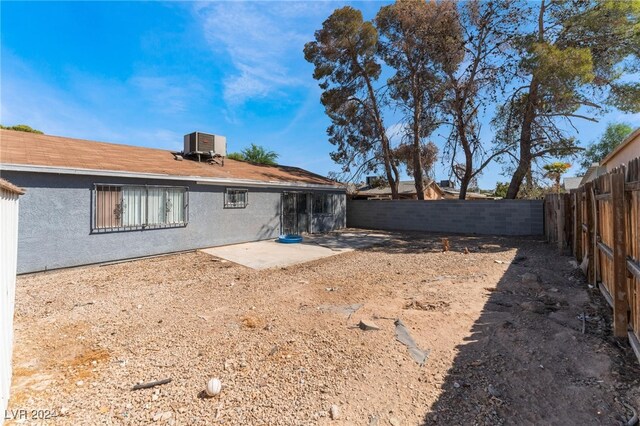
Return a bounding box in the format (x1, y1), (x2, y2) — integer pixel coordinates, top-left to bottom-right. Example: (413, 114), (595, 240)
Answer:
(184, 132), (226, 157)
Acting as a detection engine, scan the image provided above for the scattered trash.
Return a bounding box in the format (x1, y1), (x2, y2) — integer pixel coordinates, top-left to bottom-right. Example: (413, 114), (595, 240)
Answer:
(494, 260), (505, 264)
(394, 319), (429, 366)
(358, 320), (380, 331)
(330, 404), (341, 420)
(325, 287), (338, 292)
(205, 378), (222, 397)
(131, 378), (172, 390)
(453, 381), (460, 388)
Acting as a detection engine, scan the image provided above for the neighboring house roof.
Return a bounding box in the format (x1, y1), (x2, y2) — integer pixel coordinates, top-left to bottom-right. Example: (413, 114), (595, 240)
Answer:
(601, 127), (640, 167)
(355, 180), (442, 197)
(579, 162), (606, 185)
(0, 177), (25, 195)
(563, 176), (583, 191)
(441, 187), (492, 200)
(0, 129), (340, 189)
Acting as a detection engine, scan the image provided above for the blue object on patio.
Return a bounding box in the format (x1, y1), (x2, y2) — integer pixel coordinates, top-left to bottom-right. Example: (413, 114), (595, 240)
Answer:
(277, 234), (303, 244)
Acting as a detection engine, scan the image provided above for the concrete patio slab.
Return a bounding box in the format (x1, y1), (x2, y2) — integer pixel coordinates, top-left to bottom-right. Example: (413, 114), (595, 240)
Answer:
(199, 231), (390, 269)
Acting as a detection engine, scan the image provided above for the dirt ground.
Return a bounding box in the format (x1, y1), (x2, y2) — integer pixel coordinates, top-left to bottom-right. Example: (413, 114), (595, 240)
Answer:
(7, 231), (640, 425)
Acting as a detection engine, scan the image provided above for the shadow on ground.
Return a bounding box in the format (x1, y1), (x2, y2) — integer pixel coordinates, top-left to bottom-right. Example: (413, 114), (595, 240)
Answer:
(418, 239), (640, 425)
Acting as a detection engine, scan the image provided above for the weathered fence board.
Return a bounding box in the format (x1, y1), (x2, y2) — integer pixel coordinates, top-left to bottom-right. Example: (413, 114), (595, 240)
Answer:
(545, 155), (640, 362)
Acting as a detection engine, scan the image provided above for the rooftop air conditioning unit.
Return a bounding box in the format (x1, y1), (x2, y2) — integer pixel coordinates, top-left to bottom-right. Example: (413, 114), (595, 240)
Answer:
(184, 132), (226, 157)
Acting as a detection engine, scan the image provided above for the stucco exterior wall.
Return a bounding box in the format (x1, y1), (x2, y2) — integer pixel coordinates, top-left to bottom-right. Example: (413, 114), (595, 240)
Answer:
(603, 131), (640, 171)
(347, 199), (543, 236)
(3, 172), (345, 274)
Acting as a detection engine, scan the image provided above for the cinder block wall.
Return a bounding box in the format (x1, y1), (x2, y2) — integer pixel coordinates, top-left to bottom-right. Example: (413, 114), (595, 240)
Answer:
(347, 199), (543, 236)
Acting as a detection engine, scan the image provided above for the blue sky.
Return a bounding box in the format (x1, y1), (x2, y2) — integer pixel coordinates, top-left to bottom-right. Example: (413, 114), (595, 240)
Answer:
(1, 1), (638, 189)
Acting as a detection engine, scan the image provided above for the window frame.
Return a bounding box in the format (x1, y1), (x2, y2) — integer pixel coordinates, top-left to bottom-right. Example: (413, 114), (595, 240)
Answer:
(92, 184), (189, 233)
(312, 193), (334, 216)
(224, 188), (249, 209)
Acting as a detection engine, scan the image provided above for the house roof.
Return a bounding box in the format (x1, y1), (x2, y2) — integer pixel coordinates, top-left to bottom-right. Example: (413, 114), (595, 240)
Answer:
(0, 177), (25, 195)
(0, 129), (340, 189)
(356, 180), (440, 196)
(563, 176), (583, 191)
(441, 187), (492, 199)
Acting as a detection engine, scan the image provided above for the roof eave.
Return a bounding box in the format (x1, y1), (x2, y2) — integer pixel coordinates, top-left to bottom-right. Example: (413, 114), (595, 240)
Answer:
(0, 163), (344, 191)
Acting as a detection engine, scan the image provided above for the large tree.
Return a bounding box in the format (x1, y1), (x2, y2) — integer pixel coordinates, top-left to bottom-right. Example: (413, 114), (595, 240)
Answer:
(304, 7), (400, 198)
(498, 0), (640, 198)
(441, 0), (523, 199)
(579, 122), (634, 171)
(375, 0), (460, 199)
(228, 144), (279, 165)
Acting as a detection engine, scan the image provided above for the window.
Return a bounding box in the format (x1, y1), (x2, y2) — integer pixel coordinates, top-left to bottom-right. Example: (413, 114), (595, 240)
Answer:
(93, 184), (188, 232)
(313, 193), (333, 215)
(224, 188), (248, 208)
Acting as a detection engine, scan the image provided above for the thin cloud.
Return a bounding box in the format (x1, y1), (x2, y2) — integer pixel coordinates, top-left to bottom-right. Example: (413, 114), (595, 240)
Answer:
(195, 1), (329, 106)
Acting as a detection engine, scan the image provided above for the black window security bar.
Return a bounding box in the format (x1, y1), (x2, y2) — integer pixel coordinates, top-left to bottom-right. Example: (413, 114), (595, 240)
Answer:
(92, 184), (189, 232)
(224, 188), (248, 208)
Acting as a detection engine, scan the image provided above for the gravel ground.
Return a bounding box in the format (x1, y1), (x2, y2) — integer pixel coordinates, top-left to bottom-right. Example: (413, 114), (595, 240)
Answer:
(7, 231), (640, 425)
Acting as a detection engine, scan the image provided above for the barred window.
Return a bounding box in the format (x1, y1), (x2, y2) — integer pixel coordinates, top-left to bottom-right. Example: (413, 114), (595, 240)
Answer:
(313, 193), (333, 215)
(224, 188), (248, 208)
(94, 184), (188, 232)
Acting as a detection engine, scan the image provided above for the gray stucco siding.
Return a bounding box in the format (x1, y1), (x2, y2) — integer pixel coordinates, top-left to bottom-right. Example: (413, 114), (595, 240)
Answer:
(3, 171), (345, 273)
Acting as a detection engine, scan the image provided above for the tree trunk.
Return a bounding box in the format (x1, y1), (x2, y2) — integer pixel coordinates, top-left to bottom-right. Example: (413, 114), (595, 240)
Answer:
(506, 75), (540, 198)
(455, 101), (473, 200)
(412, 96), (425, 200)
(506, 2), (545, 199)
(361, 71), (398, 199)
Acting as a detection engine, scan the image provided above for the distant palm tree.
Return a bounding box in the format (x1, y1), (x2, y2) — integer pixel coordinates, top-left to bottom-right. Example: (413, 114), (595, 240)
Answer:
(543, 162), (571, 194)
(228, 144), (279, 165)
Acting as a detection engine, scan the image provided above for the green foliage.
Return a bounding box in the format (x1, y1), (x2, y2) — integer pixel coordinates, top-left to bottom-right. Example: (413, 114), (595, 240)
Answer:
(579, 123), (633, 171)
(226, 152), (244, 161)
(493, 182), (509, 198)
(304, 6), (400, 196)
(228, 144), (279, 165)
(543, 162), (571, 176)
(375, 0), (460, 198)
(543, 161), (571, 193)
(0, 124), (43, 134)
(497, 0), (639, 198)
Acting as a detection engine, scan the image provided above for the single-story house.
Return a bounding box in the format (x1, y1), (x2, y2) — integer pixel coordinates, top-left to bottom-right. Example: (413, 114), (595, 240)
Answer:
(0, 129), (346, 274)
(441, 188), (494, 200)
(581, 127), (640, 185)
(352, 179), (445, 200)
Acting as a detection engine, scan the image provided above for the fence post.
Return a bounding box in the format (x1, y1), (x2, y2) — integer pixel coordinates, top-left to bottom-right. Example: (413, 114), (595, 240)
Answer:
(556, 195), (564, 252)
(585, 182), (595, 284)
(611, 171), (628, 338)
(564, 193), (572, 253)
(572, 189), (582, 262)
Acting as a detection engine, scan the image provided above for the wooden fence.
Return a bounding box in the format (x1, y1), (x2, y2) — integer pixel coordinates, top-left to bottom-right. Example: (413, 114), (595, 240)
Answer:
(544, 156), (640, 364)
